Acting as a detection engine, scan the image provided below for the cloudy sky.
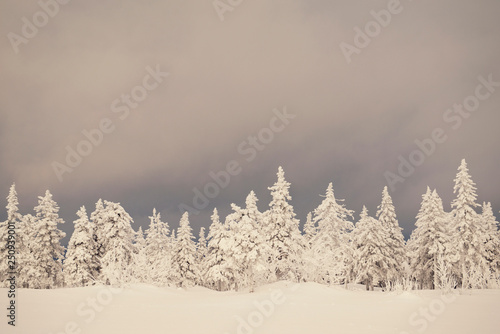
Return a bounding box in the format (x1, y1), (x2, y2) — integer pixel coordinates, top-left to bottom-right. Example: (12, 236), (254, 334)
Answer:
(1, 0), (499, 242)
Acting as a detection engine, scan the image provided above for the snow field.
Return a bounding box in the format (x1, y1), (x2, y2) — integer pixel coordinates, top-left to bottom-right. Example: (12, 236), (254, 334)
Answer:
(1, 282), (499, 334)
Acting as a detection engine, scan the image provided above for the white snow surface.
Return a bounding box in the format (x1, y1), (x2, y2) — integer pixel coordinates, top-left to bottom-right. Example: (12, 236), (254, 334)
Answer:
(2, 282), (499, 334)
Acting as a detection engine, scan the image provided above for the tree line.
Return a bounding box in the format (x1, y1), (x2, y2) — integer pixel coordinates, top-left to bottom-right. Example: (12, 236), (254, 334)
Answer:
(0, 159), (498, 291)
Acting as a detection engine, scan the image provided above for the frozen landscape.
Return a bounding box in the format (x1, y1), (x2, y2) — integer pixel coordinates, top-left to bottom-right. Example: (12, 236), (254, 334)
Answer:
(2, 1), (500, 333)
(1, 282), (500, 334)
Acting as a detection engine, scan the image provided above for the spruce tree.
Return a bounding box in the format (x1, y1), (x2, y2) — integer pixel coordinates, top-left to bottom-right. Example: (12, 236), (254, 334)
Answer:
(32, 190), (66, 288)
(98, 201), (136, 286)
(172, 212), (199, 287)
(310, 183), (354, 285)
(408, 188), (453, 289)
(451, 159), (489, 288)
(376, 186), (406, 285)
(264, 166), (306, 282)
(0, 184), (22, 287)
(351, 206), (388, 291)
(144, 208), (172, 286)
(64, 206), (98, 287)
(205, 208), (235, 291)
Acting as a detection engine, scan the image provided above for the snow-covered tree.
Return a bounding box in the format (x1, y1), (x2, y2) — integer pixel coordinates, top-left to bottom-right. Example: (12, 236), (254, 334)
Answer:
(97, 201), (136, 286)
(0, 184), (22, 287)
(450, 159), (489, 288)
(225, 191), (270, 290)
(351, 206), (389, 291)
(32, 190), (66, 288)
(64, 206), (98, 287)
(407, 188), (454, 289)
(17, 214), (39, 288)
(376, 186), (406, 284)
(132, 226), (147, 284)
(303, 212), (316, 245)
(205, 208), (235, 291)
(89, 199), (106, 278)
(171, 212), (199, 287)
(144, 209), (172, 286)
(480, 202), (500, 284)
(309, 183), (354, 285)
(197, 226), (208, 285)
(264, 167), (306, 282)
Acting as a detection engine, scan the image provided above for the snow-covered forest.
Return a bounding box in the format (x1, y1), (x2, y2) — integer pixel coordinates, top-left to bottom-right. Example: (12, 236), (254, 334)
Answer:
(1, 159), (499, 291)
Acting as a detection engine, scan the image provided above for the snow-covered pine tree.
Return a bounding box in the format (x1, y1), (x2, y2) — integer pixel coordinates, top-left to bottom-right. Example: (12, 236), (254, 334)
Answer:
(264, 167), (306, 282)
(225, 191), (270, 290)
(144, 208), (172, 286)
(32, 190), (66, 288)
(480, 202), (500, 286)
(98, 201), (136, 286)
(64, 206), (98, 287)
(132, 226), (147, 284)
(171, 212), (199, 288)
(17, 214), (39, 288)
(351, 206), (388, 291)
(205, 208), (235, 291)
(303, 212), (316, 246)
(197, 226), (208, 285)
(376, 186), (406, 285)
(309, 183), (354, 285)
(0, 184), (22, 287)
(407, 188), (453, 289)
(450, 159), (489, 288)
(89, 199), (106, 278)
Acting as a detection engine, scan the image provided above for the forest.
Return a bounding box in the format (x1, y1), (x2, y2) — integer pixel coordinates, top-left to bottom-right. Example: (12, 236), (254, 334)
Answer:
(1, 159), (498, 292)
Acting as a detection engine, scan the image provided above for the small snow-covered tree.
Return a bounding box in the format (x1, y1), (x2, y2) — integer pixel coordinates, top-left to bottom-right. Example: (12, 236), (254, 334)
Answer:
(450, 159), (489, 288)
(171, 212), (199, 288)
(144, 209), (172, 286)
(264, 167), (306, 282)
(0, 184), (22, 287)
(480, 202), (500, 284)
(17, 214), (39, 288)
(376, 186), (406, 285)
(309, 183), (354, 285)
(303, 212), (316, 246)
(32, 190), (66, 288)
(89, 199), (106, 278)
(64, 206), (98, 287)
(97, 201), (136, 286)
(351, 206), (388, 291)
(205, 208), (235, 291)
(132, 226), (147, 284)
(197, 226), (208, 285)
(407, 188), (454, 289)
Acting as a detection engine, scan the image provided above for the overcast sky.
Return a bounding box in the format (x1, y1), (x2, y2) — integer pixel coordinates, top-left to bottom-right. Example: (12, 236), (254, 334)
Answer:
(1, 0), (499, 243)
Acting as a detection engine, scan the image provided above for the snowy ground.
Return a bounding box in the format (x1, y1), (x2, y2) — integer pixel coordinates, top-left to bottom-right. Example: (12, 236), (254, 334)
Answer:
(1, 282), (499, 334)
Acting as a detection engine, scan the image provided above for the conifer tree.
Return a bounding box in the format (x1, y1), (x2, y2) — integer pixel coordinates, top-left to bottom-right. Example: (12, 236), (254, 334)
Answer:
(303, 212), (316, 246)
(144, 209), (172, 286)
(205, 208), (235, 291)
(376, 186), (406, 285)
(0, 184), (22, 287)
(264, 167), (306, 282)
(98, 201), (136, 286)
(351, 206), (388, 291)
(408, 188), (453, 289)
(172, 212), (199, 287)
(310, 183), (354, 285)
(64, 206), (98, 287)
(32, 190), (66, 288)
(480, 202), (500, 284)
(451, 159), (489, 288)
(225, 191), (270, 290)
